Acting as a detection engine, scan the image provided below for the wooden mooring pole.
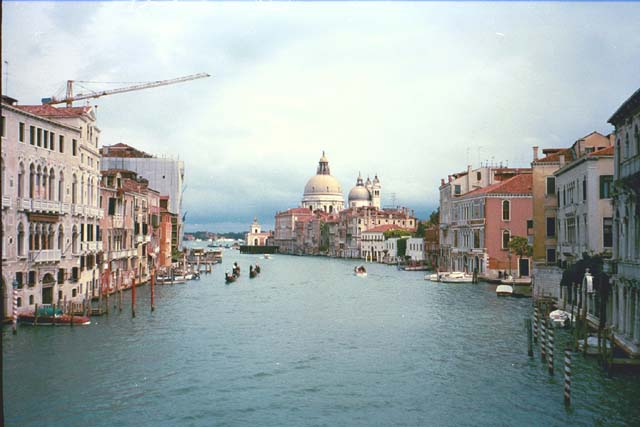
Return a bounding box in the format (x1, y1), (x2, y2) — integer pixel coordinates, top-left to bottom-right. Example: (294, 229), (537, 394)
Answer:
(525, 317), (533, 357)
(533, 306), (539, 343)
(547, 319), (555, 375)
(131, 277), (136, 318)
(564, 348), (572, 406)
(151, 269), (155, 312)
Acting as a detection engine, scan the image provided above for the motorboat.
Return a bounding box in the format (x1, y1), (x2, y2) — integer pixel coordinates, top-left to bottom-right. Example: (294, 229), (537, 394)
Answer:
(428, 271), (472, 283)
(549, 309), (572, 328)
(263, 254), (272, 259)
(496, 284), (514, 296)
(354, 265), (367, 277)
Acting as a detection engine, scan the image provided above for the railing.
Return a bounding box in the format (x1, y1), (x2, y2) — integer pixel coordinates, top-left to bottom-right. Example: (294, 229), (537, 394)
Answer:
(110, 248), (136, 259)
(81, 241), (103, 252)
(29, 249), (61, 263)
(2, 196), (11, 209)
(61, 203), (71, 214)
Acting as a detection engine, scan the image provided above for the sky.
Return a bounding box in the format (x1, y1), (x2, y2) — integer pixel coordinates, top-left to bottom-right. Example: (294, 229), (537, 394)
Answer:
(4, 2), (640, 232)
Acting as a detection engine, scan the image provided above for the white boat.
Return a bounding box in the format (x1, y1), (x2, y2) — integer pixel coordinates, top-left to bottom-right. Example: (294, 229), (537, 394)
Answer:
(549, 310), (572, 328)
(263, 254), (272, 259)
(354, 266), (367, 277)
(578, 336), (611, 355)
(496, 284), (514, 296)
(428, 271), (473, 283)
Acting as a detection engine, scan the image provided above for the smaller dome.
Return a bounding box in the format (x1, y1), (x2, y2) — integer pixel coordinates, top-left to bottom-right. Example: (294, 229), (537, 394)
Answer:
(349, 186), (371, 201)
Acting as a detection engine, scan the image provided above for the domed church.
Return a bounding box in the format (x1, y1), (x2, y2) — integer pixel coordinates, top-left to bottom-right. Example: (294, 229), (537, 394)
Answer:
(301, 152), (345, 213)
(348, 173), (381, 208)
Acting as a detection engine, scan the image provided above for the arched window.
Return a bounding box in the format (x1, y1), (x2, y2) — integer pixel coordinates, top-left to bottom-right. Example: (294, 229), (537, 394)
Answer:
(29, 164), (35, 198)
(72, 174), (77, 204)
(18, 162), (25, 198)
(80, 175), (85, 205)
(58, 225), (64, 251)
(37, 165), (44, 199)
(58, 171), (64, 203)
(254, 238), (258, 246)
(635, 125), (640, 155)
(625, 133), (630, 161)
(502, 200), (511, 221)
(49, 168), (55, 201)
(72, 225), (78, 254)
(502, 230), (511, 249)
(17, 223), (24, 256)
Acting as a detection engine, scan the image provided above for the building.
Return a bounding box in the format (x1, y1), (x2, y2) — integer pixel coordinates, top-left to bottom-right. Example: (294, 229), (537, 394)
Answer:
(555, 145), (614, 264)
(273, 208), (315, 254)
(361, 224), (399, 262)
(158, 196), (174, 268)
(406, 237), (425, 262)
(607, 87), (640, 356)
(347, 173), (381, 209)
(448, 172), (533, 277)
(101, 143), (185, 254)
(1, 96), (102, 317)
(301, 152), (344, 213)
(245, 217), (271, 246)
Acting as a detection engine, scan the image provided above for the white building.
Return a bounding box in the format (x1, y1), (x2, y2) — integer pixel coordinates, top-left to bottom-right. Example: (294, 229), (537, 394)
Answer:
(555, 145), (614, 264)
(608, 87), (640, 356)
(301, 152), (344, 213)
(347, 173), (381, 209)
(245, 217), (271, 246)
(101, 143), (185, 249)
(406, 237), (425, 262)
(1, 96), (103, 317)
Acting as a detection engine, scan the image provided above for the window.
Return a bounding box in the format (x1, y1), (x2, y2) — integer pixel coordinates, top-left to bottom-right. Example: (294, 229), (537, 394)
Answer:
(527, 220), (534, 229)
(37, 128), (42, 147)
(454, 185), (461, 195)
(502, 200), (510, 221)
(19, 122), (25, 142)
(582, 177), (586, 201)
(59, 135), (64, 152)
(30, 126), (35, 145)
(50, 132), (55, 150)
(567, 217), (576, 244)
(603, 217), (613, 248)
(72, 139), (78, 156)
(599, 175), (613, 199)
(15, 272), (24, 288)
(476, 172), (481, 181)
(473, 229), (480, 248)
(636, 125), (639, 155)
(0, 115), (5, 137)
(546, 176), (556, 196)
(28, 271), (36, 287)
(43, 130), (49, 149)
(502, 230), (511, 249)
(546, 248), (556, 264)
(546, 217), (556, 237)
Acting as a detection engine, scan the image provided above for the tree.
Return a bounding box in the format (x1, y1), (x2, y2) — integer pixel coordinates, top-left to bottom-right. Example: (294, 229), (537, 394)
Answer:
(507, 236), (532, 277)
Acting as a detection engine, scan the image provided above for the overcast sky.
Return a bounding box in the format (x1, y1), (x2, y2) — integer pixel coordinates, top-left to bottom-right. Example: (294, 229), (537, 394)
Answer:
(4, 2), (640, 232)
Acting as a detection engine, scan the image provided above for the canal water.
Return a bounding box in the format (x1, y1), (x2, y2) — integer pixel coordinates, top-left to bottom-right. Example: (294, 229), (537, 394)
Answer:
(3, 252), (640, 426)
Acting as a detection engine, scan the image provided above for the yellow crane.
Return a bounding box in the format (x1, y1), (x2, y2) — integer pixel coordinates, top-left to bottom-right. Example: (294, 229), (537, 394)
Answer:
(42, 72), (210, 107)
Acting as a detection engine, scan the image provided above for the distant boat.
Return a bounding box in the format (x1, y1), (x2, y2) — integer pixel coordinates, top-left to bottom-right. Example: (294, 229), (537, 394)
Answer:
(549, 309), (572, 328)
(578, 336), (611, 355)
(354, 265), (367, 277)
(263, 254), (272, 259)
(496, 284), (514, 296)
(225, 273), (236, 283)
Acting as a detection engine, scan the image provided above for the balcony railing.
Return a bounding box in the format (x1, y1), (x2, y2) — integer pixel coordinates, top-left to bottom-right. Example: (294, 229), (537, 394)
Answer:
(620, 156), (640, 179)
(112, 215), (124, 229)
(81, 241), (104, 252)
(61, 203), (71, 214)
(29, 249), (61, 263)
(2, 196), (11, 209)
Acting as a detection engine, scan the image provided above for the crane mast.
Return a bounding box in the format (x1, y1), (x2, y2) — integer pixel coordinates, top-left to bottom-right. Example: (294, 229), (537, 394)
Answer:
(42, 73), (210, 106)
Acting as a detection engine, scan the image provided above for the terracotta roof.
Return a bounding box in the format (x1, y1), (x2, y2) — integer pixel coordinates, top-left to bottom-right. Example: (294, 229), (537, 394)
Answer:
(15, 104), (90, 117)
(278, 207), (313, 215)
(534, 148), (574, 164)
(464, 173), (532, 197)
(588, 146), (614, 157)
(364, 224), (409, 233)
(101, 143), (152, 158)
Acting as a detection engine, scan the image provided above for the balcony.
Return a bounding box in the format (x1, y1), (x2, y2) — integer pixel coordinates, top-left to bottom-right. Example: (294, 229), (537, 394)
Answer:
(29, 249), (61, 263)
(620, 156), (640, 180)
(71, 205), (83, 216)
(2, 196), (11, 209)
(81, 241), (104, 252)
(61, 203), (71, 214)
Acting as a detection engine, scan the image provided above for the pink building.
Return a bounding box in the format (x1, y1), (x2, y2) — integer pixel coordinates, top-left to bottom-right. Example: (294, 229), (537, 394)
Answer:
(449, 173), (533, 278)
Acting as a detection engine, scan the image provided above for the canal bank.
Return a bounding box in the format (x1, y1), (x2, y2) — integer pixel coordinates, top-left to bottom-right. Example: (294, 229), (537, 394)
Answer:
(3, 253), (640, 426)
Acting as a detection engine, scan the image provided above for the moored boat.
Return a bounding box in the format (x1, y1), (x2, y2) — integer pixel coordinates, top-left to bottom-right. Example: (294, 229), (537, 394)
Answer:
(428, 271), (472, 283)
(19, 306), (91, 326)
(496, 284), (514, 296)
(549, 309), (572, 328)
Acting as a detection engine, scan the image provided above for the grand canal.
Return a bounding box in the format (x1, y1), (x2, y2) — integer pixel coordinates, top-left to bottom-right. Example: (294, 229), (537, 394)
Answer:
(3, 252), (640, 426)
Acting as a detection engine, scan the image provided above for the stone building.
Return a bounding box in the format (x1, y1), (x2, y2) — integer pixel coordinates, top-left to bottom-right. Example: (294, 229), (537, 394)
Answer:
(347, 173), (381, 209)
(301, 152), (344, 213)
(245, 217), (271, 246)
(1, 96), (102, 317)
(607, 87), (640, 356)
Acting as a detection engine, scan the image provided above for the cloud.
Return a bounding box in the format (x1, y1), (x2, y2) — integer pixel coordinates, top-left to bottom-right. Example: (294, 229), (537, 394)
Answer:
(4, 2), (640, 231)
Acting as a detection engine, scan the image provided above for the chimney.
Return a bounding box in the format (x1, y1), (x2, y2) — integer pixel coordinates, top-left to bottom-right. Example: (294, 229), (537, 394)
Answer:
(533, 146), (539, 161)
(559, 154), (565, 166)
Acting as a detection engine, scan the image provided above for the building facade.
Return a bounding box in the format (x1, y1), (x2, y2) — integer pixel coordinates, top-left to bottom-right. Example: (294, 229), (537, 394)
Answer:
(301, 152), (344, 213)
(608, 87), (640, 356)
(1, 97), (102, 317)
(245, 218), (271, 246)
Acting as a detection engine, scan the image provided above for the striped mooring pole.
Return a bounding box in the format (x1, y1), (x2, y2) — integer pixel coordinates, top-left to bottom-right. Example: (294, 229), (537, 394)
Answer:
(564, 348), (572, 406)
(540, 314), (547, 362)
(12, 285), (18, 335)
(547, 319), (555, 375)
(533, 306), (539, 343)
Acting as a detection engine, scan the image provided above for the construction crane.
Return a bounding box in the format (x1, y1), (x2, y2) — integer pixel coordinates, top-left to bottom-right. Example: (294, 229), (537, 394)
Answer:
(41, 73), (210, 107)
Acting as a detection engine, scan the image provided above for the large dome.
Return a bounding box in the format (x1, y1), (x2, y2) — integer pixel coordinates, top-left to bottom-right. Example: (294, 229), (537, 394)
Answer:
(304, 174), (342, 195)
